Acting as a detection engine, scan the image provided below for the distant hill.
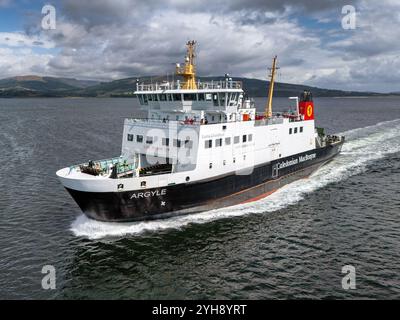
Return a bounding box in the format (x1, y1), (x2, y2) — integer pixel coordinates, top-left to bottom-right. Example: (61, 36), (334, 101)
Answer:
(0, 76), (99, 97)
(0, 74), (391, 98)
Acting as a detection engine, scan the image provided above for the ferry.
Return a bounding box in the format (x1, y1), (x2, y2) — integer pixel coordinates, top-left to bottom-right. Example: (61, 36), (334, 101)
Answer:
(56, 41), (344, 222)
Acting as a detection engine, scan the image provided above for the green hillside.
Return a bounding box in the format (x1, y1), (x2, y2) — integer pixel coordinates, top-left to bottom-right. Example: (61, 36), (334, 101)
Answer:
(0, 74), (387, 98)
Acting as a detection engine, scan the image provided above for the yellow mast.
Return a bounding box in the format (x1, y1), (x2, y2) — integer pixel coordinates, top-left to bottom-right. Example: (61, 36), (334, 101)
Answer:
(265, 55), (278, 118)
(176, 40), (197, 90)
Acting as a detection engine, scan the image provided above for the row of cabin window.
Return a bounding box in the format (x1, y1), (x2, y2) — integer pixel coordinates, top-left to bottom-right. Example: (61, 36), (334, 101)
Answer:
(289, 126), (304, 135)
(204, 134), (253, 149)
(138, 93), (239, 106)
(158, 114), (229, 122)
(127, 134), (193, 148)
(208, 155), (247, 169)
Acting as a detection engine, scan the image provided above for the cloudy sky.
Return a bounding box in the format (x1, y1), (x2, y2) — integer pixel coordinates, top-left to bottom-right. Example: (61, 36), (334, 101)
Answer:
(0, 0), (399, 92)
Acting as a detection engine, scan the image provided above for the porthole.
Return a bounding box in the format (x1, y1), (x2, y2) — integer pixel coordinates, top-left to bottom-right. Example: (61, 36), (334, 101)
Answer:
(186, 176), (190, 182)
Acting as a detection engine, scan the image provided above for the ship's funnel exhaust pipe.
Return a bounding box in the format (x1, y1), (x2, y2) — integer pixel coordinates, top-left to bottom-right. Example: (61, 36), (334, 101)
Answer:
(299, 90), (314, 120)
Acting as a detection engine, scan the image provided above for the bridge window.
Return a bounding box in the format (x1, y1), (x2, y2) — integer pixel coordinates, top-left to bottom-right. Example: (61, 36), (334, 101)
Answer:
(184, 93), (197, 101)
(218, 93), (226, 107)
(294, 127), (298, 134)
(173, 93), (182, 101)
(205, 139), (212, 149)
(225, 137), (231, 145)
(300, 126), (303, 133)
(242, 135), (247, 143)
(152, 94), (158, 101)
(137, 135), (143, 143)
(127, 134), (134, 141)
(234, 136), (240, 144)
(289, 128), (293, 135)
(162, 138), (169, 146)
(213, 94), (219, 106)
(159, 94), (167, 101)
(205, 93), (212, 101)
(142, 95), (148, 105)
(216, 138), (222, 147)
(248, 134), (253, 142)
(198, 93), (205, 101)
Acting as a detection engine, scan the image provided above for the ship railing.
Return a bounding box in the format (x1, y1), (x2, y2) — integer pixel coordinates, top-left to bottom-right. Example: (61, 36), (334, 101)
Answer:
(125, 118), (202, 127)
(136, 80), (243, 91)
(70, 156), (138, 177)
(254, 117), (284, 126)
(254, 112), (305, 126)
(125, 116), (290, 127)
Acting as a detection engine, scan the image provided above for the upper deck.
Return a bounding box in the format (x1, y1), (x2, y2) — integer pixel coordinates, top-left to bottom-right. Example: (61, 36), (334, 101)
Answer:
(135, 79), (243, 93)
(134, 78), (245, 114)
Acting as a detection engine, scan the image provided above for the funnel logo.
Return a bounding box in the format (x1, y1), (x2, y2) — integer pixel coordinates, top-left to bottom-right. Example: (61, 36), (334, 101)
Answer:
(307, 105), (313, 117)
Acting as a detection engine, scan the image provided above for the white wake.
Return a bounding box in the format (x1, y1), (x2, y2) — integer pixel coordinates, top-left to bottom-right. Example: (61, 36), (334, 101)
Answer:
(71, 119), (400, 239)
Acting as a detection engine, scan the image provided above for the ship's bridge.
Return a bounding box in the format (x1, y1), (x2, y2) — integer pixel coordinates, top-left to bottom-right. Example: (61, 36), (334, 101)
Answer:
(134, 78), (246, 125)
(135, 79), (244, 112)
(133, 40), (251, 125)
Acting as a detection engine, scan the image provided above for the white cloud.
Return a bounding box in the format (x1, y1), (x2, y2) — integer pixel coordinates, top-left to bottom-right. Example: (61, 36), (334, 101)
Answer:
(0, 32), (54, 49)
(0, 47), (53, 78)
(2, 0), (400, 92)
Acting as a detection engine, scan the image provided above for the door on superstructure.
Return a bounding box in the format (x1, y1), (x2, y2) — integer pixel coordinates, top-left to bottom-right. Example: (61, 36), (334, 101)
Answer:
(269, 128), (280, 161)
(272, 163), (279, 179)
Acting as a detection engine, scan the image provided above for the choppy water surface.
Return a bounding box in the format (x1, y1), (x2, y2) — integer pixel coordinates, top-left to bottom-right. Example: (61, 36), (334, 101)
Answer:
(0, 97), (399, 299)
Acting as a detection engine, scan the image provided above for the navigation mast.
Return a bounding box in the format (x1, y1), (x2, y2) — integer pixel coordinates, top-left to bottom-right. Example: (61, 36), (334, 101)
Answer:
(265, 55), (278, 118)
(176, 40), (197, 90)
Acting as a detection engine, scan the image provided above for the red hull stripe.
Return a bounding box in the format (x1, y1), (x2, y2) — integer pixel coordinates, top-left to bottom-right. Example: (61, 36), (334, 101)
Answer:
(240, 189), (278, 204)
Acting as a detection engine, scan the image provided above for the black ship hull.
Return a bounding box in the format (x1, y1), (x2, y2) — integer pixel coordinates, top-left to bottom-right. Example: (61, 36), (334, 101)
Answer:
(66, 140), (344, 222)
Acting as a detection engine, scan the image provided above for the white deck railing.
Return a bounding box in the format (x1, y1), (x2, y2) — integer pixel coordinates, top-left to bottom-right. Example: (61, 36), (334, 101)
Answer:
(136, 80), (242, 92)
